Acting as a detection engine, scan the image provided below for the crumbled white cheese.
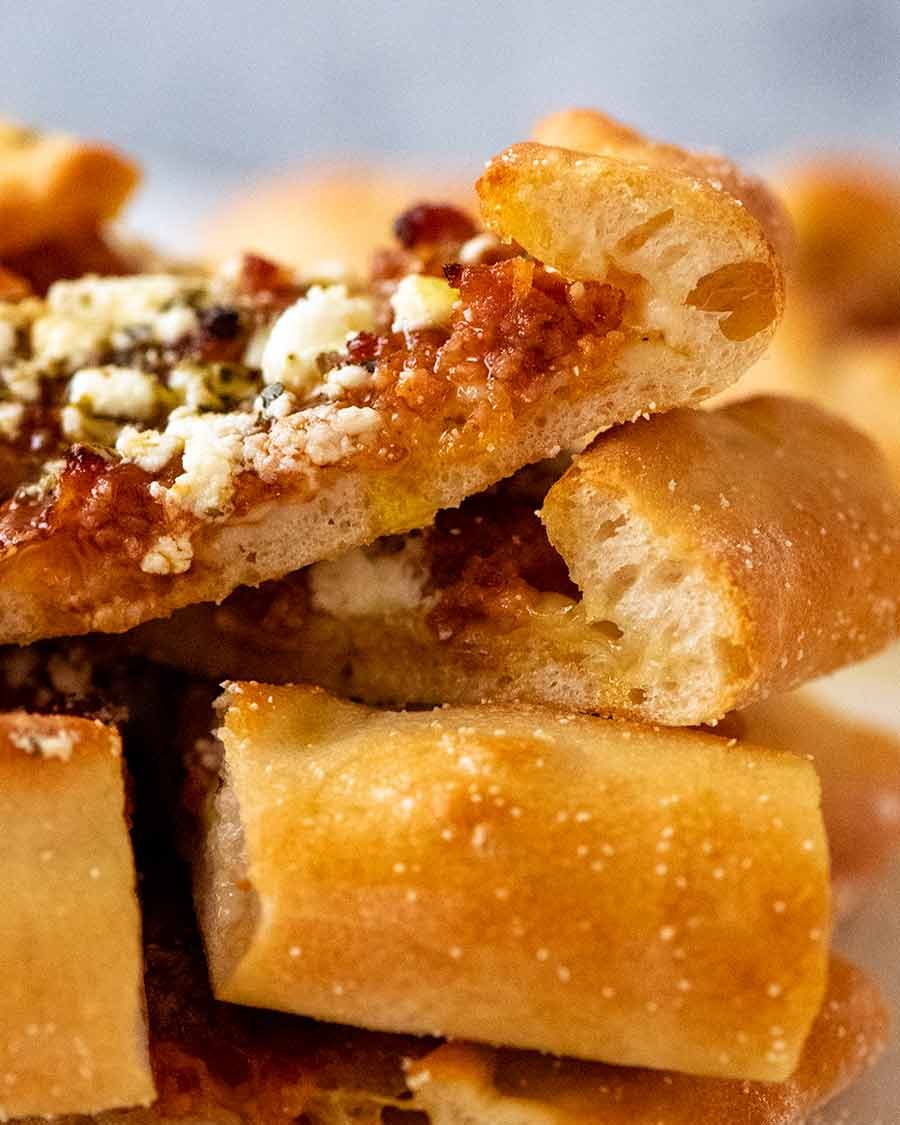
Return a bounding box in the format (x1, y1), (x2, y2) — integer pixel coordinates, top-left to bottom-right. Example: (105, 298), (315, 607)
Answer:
(243, 326), (270, 368)
(168, 365), (217, 411)
(458, 232), (500, 264)
(2, 362), (41, 403)
(140, 533), (194, 575)
(32, 314), (106, 370)
(46, 274), (200, 324)
(324, 363), (373, 398)
(309, 539), (432, 617)
(157, 408), (256, 516)
(155, 304), (199, 345)
(390, 274), (459, 333)
(0, 401), (24, 441)
(10, 726), (78, 761)
(116, 425), (184, 473)
(60, 404), (88, 442)
(67, 365), (159, 420)
(304, 404), (381, 466)
(261, 284), (375, 395)
(333, 405), (381, 435)
(33, 275), (208, 371)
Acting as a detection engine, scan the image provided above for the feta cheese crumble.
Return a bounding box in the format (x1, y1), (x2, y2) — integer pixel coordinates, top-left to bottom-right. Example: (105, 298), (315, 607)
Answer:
(155, 408), (257, 517)
(140, 534), (194, 575)
(32, 274), (207, 371)
(323, 363), (373, 398)
(261, 284), (375, 396)
(67, 365), (159, 420)
(115, 425), (184, 474)
(309, 539), (432, 616)
(303, 404), (381, 466)
(9, 727), (78, 761)
(390, 275), (459, 333)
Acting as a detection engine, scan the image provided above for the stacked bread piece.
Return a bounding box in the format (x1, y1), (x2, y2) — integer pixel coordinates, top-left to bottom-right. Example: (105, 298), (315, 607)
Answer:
(0, 112), (897, 1124)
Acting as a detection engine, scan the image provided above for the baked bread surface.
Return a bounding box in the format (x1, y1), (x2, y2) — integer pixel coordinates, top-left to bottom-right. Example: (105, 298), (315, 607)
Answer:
(0, 713), (154, 1118)
(197, 682), (830, 1082)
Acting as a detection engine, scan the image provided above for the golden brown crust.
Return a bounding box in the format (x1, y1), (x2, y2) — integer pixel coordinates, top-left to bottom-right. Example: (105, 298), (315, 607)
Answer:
(542, 395), (900, 719)
(199, 683), (830, 1083)
(479, 141), (783, 348)
(0, 121), (139, 257)
(0, 713), (154, 1117)
(405, 956), (887, 1125)
(530, 107), (795, 264)
(23, 890), (884, 1125)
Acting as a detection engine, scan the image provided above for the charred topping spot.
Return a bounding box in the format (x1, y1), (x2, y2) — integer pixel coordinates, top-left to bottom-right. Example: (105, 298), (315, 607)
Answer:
(346, 331), (378, 366)
(200, 306), (241, 340)
(393, 203), (478, 250)
(235, 254), (301, 305)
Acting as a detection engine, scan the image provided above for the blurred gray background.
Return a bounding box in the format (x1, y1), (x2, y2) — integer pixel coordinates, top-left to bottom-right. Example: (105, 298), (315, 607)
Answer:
(1, 0), (898, 242)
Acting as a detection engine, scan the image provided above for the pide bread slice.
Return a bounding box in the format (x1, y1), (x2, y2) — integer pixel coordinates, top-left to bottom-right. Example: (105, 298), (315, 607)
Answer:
(0, 121), (139, 259)
(194, 683), (830, 1083)
(0, 713), (154, 1118)
(134, 396), (900, 725)
(540, 395), (900, 722)
(0, 109), (783, 646)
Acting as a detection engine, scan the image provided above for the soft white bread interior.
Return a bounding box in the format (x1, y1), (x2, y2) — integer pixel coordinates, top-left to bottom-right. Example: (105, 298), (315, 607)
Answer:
(195, 683), (830, 1083)
(0, 713), (154, 1118)
(530, 107), (795, 264)
(133, 396), (900, 725)
(477, 138), (784, 417)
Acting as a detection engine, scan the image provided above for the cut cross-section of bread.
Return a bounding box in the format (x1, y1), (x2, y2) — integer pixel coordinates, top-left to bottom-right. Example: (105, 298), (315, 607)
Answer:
(134, 396), (900, 725)
(0, 712), (154, 1118)
(530, 106), (796, 265)
(540, 395), (900, 722)
(195, 683), (830, 1082)
(0, 108), (784, 646)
